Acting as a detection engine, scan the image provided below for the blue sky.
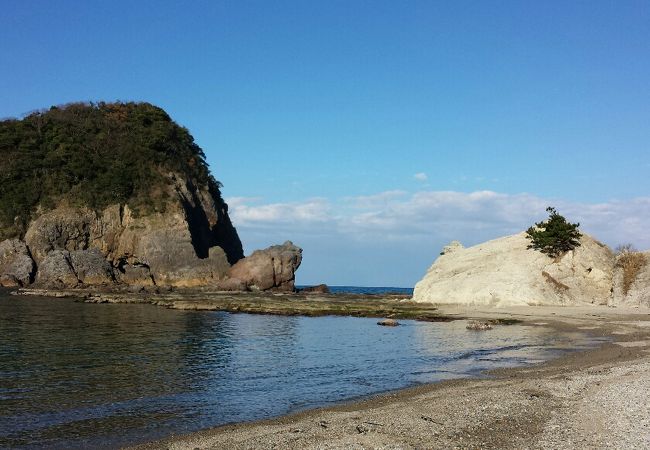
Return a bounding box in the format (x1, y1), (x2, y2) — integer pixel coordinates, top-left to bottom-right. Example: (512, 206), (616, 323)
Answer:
(2, 1), (649, 286)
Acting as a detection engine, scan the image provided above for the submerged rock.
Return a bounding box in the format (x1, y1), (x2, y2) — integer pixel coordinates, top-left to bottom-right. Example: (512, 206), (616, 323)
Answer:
(0, 239), (35, 287)
(228, 241), (303, 292)
(377, 318), (399, 327)
(413, 232), (615, 306)
(466, 320), (492, 331)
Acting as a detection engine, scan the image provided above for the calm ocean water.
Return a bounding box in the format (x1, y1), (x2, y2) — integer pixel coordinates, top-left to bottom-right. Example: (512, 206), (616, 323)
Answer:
(0, 289), (606, 449)
(302, 285), (414, 295)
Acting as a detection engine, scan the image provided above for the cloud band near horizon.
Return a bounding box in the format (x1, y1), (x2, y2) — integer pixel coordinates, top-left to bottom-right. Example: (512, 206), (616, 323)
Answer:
(225, 190), (649, 286)
(227, 190), (650, 251)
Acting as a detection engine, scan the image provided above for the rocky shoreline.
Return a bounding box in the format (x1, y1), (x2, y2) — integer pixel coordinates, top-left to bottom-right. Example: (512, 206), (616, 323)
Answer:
(13, 287), (463, 322)
(129, 304), (650, 450)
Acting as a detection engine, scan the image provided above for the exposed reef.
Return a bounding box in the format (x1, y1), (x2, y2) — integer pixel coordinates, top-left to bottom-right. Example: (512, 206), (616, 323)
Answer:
(14, 287), (453, 322)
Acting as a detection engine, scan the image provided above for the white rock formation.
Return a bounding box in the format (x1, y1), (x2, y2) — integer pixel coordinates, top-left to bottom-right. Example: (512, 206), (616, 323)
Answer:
(412, 232), (614, 306)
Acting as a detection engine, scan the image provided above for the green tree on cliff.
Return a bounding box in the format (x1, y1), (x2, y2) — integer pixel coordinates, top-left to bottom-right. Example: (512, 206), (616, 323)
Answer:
(526, 207), (582, 258)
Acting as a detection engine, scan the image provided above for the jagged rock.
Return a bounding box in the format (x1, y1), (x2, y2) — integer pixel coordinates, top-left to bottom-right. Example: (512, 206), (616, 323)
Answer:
(35, 248), (115, 288)
(228, 241), (302, 292)
(36, 250), (79, 288)
(69, 249), (115, 285)
(22, 173), (244, 287)
(0, 239), (35, 287)
(300, 284), (330, 294)
(24, 209), (94, 265)
(118, 264), (155, 287)
(440, 240), (464, 255)
(413, 232), (614, 306)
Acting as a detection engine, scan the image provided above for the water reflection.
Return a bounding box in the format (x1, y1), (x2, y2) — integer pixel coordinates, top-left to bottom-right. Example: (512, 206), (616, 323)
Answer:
(0, 293), (606, 449)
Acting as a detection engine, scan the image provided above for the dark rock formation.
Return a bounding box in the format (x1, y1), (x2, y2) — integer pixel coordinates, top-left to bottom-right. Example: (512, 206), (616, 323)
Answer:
(229, 241), (302, 292)
(24, 209), (93, 265)
(300, 284), (331, 294)
(20, 172), (243, 288)
(35, 250), (79, 288)
(69, 249), (115, 285)
(117, 264), (155, 287)
(0, 239), (35, 287)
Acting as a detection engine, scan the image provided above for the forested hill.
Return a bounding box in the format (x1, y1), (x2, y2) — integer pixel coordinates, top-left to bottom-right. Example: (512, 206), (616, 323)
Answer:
(0, 102), (223, 240)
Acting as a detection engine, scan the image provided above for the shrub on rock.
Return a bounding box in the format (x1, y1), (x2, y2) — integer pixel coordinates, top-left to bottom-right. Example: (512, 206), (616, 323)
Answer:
(526, 207), (582, 258)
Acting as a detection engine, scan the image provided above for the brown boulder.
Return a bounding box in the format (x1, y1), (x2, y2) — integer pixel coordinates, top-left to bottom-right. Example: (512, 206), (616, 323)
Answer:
(0, 239), (35, 287)
(228, 241), (302, 292)
(117, 264), (156, 287)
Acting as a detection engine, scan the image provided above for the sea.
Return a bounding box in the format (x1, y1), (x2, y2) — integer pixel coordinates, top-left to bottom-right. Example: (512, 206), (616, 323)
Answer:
(300, 285), (414, 295)
(0, 288), (606, 449)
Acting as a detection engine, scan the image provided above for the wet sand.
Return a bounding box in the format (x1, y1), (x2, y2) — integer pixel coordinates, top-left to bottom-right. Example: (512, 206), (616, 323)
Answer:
(129, 304), (650, 450)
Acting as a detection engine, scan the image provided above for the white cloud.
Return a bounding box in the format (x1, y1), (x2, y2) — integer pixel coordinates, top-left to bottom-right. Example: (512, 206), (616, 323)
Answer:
(226, 197), (332, 229)
(227, 191), (650, 251)
(413, 172), (428, 181)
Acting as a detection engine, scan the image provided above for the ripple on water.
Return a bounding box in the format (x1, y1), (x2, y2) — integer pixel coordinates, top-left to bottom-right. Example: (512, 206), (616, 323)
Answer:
(0, 293), (607, 449)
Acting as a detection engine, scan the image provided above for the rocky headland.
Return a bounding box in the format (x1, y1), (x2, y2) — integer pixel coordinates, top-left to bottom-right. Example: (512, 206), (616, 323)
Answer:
(0, 102), (301, 292)
(413, 232), (649, 307)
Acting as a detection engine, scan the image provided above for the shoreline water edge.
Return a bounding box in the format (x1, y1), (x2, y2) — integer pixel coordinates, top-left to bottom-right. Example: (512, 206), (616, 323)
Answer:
(8, 287), (650, 449)
(128, 303), (650, 450)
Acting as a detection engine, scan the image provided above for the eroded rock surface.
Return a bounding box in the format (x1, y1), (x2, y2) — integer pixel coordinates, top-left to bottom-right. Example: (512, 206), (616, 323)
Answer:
(24, 209), (94, 265)
(69, 249), (115, 286)
(0, 239), (35, 287)
(21, 173), (244, 288)
(413, 232), (615, 306)
(229, 241), (302, 292)
(35, 250), (79, 288)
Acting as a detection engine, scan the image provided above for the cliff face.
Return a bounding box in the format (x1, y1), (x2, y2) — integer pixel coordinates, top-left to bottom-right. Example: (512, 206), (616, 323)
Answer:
(21, 172), (243, 288)
(413, 232), (616, 306)
(0, 102), (302, 291)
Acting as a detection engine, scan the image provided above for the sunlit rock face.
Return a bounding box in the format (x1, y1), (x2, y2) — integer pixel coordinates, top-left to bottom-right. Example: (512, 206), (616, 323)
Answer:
(413, 232), (615, 306)
(19, 173), (243, 288)
(229, 241), (303, 292)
